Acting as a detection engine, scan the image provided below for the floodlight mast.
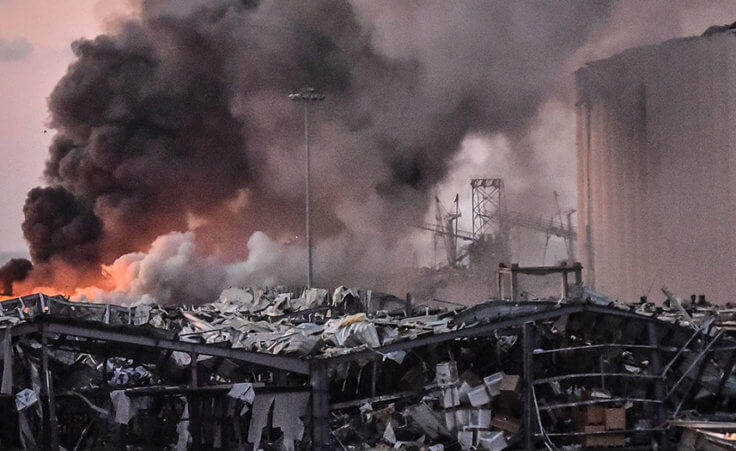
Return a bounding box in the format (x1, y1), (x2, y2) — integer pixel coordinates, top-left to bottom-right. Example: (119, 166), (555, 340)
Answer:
(289, 87), (324, 288)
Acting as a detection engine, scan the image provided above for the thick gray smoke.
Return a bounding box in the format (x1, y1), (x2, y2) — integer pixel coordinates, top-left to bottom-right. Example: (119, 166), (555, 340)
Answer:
(26, 0), (731, 302)
(19, 0), (616, 298)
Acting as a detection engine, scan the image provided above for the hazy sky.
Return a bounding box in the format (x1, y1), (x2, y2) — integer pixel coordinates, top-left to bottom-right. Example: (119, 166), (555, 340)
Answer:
(2, 0), (736, 259)
(0, 0), (135, 253)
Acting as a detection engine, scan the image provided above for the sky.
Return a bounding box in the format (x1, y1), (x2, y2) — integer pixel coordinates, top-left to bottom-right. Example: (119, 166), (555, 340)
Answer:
(2, 0), (736, 265)
(0, 0), (136, 253)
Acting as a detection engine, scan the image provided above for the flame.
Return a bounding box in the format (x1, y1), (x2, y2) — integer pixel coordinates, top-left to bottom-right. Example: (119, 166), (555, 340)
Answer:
(6, 258), (132, 302)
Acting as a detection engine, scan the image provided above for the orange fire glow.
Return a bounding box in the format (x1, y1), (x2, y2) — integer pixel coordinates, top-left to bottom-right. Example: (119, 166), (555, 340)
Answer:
(6, 257), (133, 302)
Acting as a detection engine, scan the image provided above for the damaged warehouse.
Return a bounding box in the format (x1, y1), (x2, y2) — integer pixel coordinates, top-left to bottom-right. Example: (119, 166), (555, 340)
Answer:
(0, 266), (735, 450)
(5, 2), (736, 450)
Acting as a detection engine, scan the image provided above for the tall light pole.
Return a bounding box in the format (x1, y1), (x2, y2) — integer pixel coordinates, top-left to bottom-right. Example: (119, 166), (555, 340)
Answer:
(289, 87), (324, 288)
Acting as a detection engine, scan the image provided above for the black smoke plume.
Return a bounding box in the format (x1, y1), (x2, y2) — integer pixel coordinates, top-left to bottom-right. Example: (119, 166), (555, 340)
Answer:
(22, 0), (618, 293)
(0, 259), (33, 295)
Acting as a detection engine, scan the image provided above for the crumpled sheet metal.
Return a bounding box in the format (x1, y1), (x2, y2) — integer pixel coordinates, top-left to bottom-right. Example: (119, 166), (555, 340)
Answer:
(0, 289), (463, 361)
(2, 286), (736, 450)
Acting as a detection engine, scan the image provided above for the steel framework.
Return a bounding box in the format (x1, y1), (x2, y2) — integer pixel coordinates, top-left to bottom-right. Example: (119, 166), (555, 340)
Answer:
(471, 178), (508, 240)
(2, 294), (735, 449)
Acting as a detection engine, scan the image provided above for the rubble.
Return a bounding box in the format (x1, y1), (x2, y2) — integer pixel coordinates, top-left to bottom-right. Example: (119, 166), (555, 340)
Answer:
(0, 279), (733, 449)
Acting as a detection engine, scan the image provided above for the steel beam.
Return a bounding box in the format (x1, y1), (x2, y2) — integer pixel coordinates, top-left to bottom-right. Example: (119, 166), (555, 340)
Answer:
(326, 303), (690, 367)
(534, 372), (659, 385)
(38, 319), (309, 375)
(327, 304), (586, 366)
(11, 321), (39, 337)
(581, 304), (684, 328)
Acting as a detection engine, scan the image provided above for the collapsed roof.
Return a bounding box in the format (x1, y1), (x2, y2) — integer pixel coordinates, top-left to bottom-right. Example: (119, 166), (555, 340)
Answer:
(0, 284), (734, 449)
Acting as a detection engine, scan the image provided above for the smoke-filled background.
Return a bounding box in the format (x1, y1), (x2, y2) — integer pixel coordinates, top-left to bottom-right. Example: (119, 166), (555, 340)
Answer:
(2, 0), (736, 304)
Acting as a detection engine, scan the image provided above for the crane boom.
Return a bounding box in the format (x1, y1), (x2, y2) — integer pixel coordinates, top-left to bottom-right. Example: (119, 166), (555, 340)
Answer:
(418, 223), (475, 242)
(504, 211), (577, 239)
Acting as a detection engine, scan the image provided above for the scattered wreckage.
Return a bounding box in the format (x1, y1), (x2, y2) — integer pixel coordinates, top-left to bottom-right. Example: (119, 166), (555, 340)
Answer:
(0, 266), (735, 449)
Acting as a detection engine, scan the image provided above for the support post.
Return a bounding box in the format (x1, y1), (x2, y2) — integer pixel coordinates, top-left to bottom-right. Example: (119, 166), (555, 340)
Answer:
(561, 271), (569, 299)
(405, 293), (412, 317)
(716, 350), (736, 399)
(647, 323), (667, 448)
(190, 351), (200, 450)
(523, 322), (536, 451)
(304, 101), (313, 288)
(497, 269), (504, 300)
(371, 360), (377, 398)
(310, 360), (330, 450)
(41, 327), (59, 451)
(190, 351), (198, 388)
(511, 264), (519, 302)
(1, 327), (13, 394)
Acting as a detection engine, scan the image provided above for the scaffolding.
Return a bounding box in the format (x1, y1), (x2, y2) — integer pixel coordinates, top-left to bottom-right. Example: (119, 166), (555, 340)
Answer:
(471, 178), (508, 241)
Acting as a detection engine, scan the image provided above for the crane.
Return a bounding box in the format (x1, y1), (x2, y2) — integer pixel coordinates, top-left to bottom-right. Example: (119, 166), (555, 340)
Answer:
(418, 178), (577, 269)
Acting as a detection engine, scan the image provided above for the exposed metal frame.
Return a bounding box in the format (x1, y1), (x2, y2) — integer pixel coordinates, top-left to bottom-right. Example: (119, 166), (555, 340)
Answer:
(35, 318), (310, 375)
(471, 177), (507, 240)
(497, 263), (583, 301)
(1, 299), (734, 450)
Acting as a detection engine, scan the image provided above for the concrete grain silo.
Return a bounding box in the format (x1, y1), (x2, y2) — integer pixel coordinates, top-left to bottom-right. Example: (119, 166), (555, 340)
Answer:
(576, 26), (736, 303)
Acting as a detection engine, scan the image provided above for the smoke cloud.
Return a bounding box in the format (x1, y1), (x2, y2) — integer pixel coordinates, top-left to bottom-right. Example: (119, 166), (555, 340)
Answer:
(0, 258), (32, 295)
(18, 0), (736, 301)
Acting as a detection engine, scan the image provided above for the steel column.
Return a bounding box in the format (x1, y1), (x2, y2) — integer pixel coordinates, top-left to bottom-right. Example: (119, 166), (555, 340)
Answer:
(647, 322), (667, 448)
(310, 359), (330, 450)
(1, 327), (13, 394)
(304, 101), (313, 288)
(41, 327), (59, 450)
(190, 351), (200, 450)
(523, 322), (537, 450)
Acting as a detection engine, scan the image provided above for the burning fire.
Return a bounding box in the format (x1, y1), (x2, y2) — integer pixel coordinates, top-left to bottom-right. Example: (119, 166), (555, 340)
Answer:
(5, 259), (131, 302)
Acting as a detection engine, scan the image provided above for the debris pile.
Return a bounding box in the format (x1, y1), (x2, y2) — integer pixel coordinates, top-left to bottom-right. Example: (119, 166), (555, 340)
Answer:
(0, 282), (734, 449)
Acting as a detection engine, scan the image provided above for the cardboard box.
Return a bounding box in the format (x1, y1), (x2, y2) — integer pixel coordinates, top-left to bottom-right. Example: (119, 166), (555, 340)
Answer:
(491, 414), (521, 434)
(443, 411), (456, 430)
(572, 405), (605, 427)
(436, 361), (458, 384)
(582, 425), (605, 447)
(468, 408), (492, 429)
(476, 430), (508, 451)
(586, 405), (605, 424)
(458, 381), (473, 405)
(468, 385), (491, 407)
(439, 386), (461, 408)
(499, 374), (520, 392)
(446, 408), (470, 430)
(457, 430), (474, 450)
(583, 425), (625, 447)
(571, 404), (607, 430)
(604, 407), (626, 430)
(483, 372), (504, 396)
